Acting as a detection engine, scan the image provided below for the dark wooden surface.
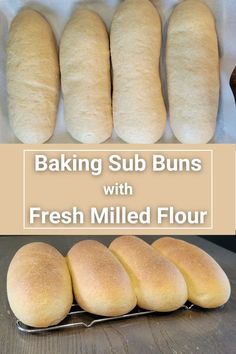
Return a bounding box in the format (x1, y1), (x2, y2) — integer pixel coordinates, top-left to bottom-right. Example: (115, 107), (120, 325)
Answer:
(0, 235), (235, 354)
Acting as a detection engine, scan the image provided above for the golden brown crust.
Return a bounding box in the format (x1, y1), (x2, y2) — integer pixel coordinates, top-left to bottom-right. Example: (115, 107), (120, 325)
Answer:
(67, 240), (137, 316)
(109, 236), (187, 311)
(7, 242), (73, 328)
(152, 237), (231, 308)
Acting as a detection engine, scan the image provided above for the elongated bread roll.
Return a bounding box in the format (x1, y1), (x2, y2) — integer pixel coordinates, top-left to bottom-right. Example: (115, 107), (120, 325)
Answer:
(152, 237), (231, 308)
(67, 240), (137, 316)
(111, 0), (166, 143)
(7, 242), (73, 328)
(109, 236), (187, 311)
(167, 0), (219, 143)
(7, 9), (59, 144)
(60, 9), (112, 143)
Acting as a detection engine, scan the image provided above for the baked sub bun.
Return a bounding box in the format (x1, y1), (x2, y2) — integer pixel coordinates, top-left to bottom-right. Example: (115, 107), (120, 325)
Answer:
(167, 0), (219, 143)
(111, 0), (166, 143)
(152, 237), (231, 308)
(67, 240), (137, 316)
(7, 242), (73, 328)
(109, 236), (187, 311)
(7, 9), (60, 143)
(60, 9), (112, 143)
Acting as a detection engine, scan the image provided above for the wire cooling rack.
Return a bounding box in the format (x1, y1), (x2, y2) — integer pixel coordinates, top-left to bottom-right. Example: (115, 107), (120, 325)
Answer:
(16, 303), (194, 333)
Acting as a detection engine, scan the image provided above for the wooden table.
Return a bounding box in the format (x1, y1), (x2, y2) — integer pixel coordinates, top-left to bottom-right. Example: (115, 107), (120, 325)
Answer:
(0, 235), (235, 354)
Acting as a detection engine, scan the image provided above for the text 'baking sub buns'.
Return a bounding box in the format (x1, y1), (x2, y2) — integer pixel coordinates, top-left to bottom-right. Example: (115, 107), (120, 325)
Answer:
(167, 0), (219, 143)
(7, 242), (73, 328)
(7, 9), (60, 143)
(109, 236), (187, 311)
(60, 9), (112, 143)
(67, 240), (137, 316)
(152, 237), (231, 308)
(111, 0), (166, 143)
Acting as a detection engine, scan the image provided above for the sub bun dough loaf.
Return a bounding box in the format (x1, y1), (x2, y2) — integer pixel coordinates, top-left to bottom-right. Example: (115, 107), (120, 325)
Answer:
(7, 9), (60, 143)
(152, 237), (231, 308)
(109, 236), (187, 311)
(7, 242), (73, 328)
(111, 0), (166, 143)
(60, 9), (112, 143)
(167, 0), (219, 143)
(67, 240), (137, 316)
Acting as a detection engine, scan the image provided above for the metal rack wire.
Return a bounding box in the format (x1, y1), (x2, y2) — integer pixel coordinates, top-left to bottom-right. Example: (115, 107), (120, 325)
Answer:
(16, 303), (194, 333)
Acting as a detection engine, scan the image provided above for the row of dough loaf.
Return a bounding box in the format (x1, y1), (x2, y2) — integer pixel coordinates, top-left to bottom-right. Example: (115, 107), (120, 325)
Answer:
(7, 0), (219, 144)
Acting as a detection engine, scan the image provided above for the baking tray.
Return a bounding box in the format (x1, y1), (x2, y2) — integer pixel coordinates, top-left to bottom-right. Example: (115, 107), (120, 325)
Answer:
(16, 302), (195, 333)
(0, 0), (235, 143)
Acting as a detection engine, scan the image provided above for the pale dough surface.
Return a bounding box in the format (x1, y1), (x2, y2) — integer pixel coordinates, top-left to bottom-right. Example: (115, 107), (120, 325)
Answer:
(0, 0), (235, 143)
(60, 9), (112, 144)
(111, 0), (166, 144)
(7, 9), (60, 144)
(167, 0), (220, 143)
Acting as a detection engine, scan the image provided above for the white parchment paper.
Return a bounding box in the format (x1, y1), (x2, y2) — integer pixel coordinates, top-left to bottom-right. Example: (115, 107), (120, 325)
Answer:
(0, 0), (235, 143)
